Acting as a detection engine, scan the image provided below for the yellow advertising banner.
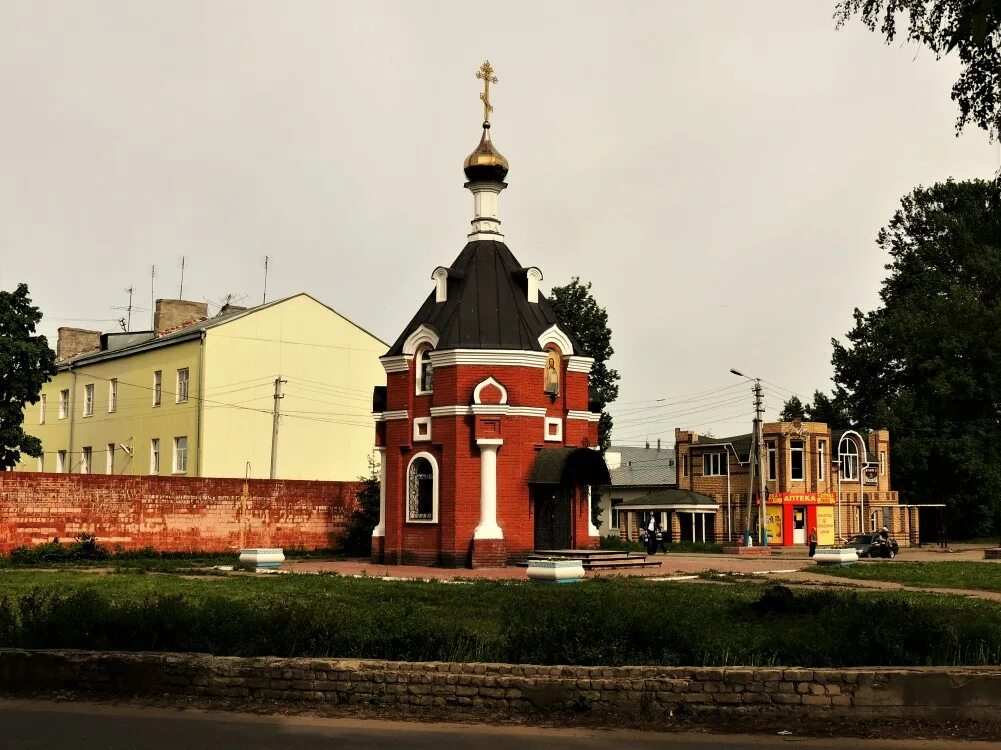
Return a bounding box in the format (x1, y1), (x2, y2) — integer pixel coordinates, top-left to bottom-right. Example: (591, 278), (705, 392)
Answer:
(772, 492), (835, 506)
(765, 505), (783, 546)
(816, 505), (836, 545)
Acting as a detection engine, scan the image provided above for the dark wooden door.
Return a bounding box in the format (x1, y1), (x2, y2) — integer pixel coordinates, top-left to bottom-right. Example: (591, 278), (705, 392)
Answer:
(533, 487), (572, 550)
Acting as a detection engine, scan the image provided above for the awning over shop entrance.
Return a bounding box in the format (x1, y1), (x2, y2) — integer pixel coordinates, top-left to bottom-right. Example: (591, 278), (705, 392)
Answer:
(617, 487), (719, 511)
(528, 447), (612, 486)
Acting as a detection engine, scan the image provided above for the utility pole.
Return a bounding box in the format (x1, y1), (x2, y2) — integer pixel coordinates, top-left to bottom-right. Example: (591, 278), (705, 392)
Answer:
(753, 378), (767, 546)
(731, 369), (768, 546)
(269, 375), (286, 479)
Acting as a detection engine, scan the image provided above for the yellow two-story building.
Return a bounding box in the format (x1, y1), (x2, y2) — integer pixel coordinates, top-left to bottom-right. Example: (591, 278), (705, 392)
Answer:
(18, 294), (386, 480)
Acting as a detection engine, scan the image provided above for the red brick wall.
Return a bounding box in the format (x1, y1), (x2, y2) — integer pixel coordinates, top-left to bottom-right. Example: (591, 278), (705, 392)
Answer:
(0, 473), (363, 554)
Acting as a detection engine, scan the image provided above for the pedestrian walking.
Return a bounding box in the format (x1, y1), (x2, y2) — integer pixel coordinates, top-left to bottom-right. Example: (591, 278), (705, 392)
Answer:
(808, 526), (818, 558)
(645, 512), (658, 555)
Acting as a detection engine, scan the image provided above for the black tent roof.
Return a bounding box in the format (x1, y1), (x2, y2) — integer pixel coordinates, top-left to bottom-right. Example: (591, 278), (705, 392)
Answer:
(528, 447), (611, 486)
(386, 240), (584, 356)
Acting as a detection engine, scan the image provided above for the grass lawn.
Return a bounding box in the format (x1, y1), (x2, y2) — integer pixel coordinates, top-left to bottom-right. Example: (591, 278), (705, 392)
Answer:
(813, 561), (1001, 593)
(0, 569), (999, 667)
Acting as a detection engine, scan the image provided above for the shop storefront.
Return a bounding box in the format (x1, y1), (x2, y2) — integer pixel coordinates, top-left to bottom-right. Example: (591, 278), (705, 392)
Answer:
(765, 492), (836, 547)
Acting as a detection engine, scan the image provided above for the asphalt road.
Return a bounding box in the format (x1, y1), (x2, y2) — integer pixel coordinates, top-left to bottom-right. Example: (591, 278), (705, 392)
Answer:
(0, 700), (993, 750)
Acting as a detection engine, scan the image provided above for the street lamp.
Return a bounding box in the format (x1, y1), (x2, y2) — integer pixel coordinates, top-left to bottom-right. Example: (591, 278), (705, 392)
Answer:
(731, 369), (767, 547)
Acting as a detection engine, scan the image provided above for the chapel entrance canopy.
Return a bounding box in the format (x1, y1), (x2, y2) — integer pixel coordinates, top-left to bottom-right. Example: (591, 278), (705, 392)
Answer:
(527, 447), (611, 487)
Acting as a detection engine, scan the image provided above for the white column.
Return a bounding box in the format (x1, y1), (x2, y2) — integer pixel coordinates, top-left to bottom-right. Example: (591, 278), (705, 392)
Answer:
(587, 486), (600, 537)
(372, 447), (387, 538)
(474, 438), (504, 539)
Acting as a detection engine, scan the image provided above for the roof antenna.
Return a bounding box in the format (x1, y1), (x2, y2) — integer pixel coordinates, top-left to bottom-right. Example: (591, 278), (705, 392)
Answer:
(263, 256), (269, 304)
(178, 255), (186, 298)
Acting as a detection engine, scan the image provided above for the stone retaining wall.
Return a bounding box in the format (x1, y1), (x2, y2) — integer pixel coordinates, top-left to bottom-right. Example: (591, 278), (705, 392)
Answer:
(1, 650), (999, 719)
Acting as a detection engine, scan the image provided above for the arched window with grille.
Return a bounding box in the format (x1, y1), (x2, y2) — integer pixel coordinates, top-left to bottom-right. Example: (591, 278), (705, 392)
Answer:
(407, 453), (438, 523)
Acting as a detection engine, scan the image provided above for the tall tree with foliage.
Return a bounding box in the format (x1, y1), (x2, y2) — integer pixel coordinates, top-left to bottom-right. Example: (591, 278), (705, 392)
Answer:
(547, 277), (620, 451)
(0, 284), (57, 471)
(836, 0), (1001, 139)
(830, 179), (1001, 537)
(779, 395), (807, 422)
(780, 390), (852, 425)
(340, 456), (381, 556)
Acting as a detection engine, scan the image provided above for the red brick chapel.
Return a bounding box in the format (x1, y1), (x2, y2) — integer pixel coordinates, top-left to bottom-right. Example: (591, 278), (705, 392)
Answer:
(370, 62), (609, 568)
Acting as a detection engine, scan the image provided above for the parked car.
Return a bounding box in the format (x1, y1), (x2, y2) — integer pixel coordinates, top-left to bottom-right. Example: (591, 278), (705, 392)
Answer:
(844, 533), (899, 559)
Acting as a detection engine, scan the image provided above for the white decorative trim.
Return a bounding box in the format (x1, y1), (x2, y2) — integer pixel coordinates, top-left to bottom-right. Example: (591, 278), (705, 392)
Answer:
(402, 325), (439, 357)
(525, 267), (543, 304)
(406, 452), (439, 524)
(429, 349), (548, 368)
(432, 267), (449, 303)
(472, 376), (508, 405)
(372, 446), (387, 538)
(373, 409), (409, 422)
(413, 417), (432, 442)
(567, 410), (601, 422)
(430, 404), (548, 418)
(476, 438), (504, 446)
(544, 417), (563, 442)
(538, 325), (574, 356)
(566, 356), (595, 374)
(380, 356), (411, 374)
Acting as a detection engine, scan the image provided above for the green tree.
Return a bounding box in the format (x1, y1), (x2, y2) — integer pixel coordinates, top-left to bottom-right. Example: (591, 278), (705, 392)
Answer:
(830, 179), (1001, 537)
(805, 389), (852, 426)
(340, 456), (381, 556)
(547, 277), (621, 451)
(0, 284), (57, 470)
(836, 0), (1001, 139)
(779, 395), (807, 422)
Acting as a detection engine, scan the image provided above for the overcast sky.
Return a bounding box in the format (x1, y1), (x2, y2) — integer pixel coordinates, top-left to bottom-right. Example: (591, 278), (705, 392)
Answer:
(1, 1), (995, 446)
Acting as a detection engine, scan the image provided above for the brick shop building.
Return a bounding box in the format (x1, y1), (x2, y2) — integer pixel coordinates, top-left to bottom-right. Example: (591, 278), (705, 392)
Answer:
(369, 64), (607, 568)
(669, 422), (922, 548)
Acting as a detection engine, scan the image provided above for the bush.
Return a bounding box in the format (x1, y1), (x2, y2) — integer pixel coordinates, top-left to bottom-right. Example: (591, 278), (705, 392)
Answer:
(340, 459), (380, 557)
(0, 573), (998, 667)
(9, 534), (110, 565)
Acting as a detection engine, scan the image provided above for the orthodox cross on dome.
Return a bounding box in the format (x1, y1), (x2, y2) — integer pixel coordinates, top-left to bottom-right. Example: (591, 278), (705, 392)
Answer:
(476, 60), (498, 125)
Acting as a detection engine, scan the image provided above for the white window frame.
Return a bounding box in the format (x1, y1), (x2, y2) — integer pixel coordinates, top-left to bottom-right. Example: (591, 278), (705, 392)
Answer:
(176, 368), (189, 403)
(766, 441), (777, 481)
(879, 450), (886, 476)
(150, 438), (160, 474)
(39, 394), (46, 424)
(416, 346), (434, 395)
(817, 439), (826, 481)
(38, 455), (44, 473)
(412, 417), (432, 442)
(789, 439), (805, 481)
(80, 446), (92, 474)
(59, 389), (69, 419)
(702, 452), (725, 476)
(173, 436), (188, 474)
(544, 417), (563, 442)
(153, 370), (162, 407)
(406, 451), (439, 524)
(870, 510), (880, 532)
(57, 450), (67, 473)
(610, 499), (622, 529)
(106, 443), (115, 474)
(108, 379), (118, 412)
(841, 440), (860, 481)
(83, 383), (95, 417)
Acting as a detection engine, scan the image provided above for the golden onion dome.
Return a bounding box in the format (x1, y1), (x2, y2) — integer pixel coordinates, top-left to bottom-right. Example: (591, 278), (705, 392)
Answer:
(463, 123), (509, 182)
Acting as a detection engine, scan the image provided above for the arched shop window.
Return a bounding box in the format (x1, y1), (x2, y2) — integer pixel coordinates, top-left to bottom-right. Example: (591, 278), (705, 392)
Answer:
(840, 439), (859, 480)
(407, 453), (438, 522)
(417, 346), (434, 394)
